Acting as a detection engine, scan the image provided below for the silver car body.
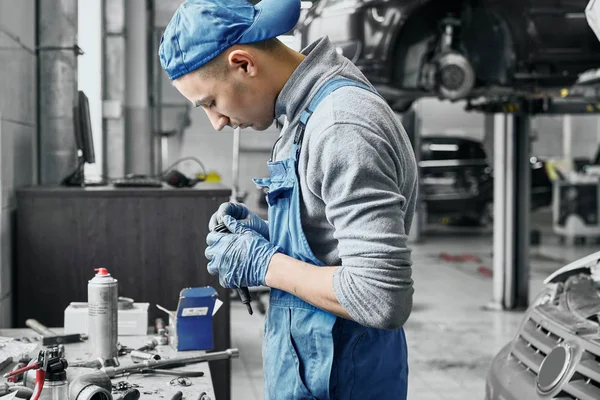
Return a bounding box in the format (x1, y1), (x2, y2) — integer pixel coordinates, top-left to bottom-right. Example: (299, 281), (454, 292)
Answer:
(486, 250), (600, 400)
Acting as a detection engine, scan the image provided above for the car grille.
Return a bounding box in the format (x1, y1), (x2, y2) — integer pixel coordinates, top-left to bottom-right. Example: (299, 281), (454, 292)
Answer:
(510, 309), (600, 399)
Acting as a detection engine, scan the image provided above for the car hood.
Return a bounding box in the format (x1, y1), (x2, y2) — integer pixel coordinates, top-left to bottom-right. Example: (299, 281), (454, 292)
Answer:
(544, 250), (600, 284)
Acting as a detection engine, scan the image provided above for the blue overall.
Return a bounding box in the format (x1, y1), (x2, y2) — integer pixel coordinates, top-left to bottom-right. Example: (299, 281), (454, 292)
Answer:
(254, 78), (408, 400)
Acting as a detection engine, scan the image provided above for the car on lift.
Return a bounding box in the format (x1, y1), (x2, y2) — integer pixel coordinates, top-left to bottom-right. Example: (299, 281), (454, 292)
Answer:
(295, 0), (600, 111)
(486, 250), (600, 400)
(420, 135), (552, 225)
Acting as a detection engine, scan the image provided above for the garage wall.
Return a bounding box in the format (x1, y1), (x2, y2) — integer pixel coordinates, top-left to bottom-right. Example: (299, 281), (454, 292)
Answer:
(0, 0), (38, 327)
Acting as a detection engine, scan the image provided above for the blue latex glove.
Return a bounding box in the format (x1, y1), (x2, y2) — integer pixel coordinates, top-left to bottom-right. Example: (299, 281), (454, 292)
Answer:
(205, 215), (281, 288)
(208, 202), (269, 239)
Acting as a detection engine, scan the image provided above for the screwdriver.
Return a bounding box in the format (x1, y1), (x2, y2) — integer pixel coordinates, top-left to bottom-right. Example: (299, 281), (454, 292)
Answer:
(213, 223), (254, 315)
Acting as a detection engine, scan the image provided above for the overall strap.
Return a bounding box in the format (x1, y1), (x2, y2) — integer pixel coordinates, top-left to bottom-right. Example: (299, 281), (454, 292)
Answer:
(292, 77), (379, 157)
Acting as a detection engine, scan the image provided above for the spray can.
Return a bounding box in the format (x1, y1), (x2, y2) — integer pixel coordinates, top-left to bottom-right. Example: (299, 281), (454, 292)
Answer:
(38, 371), (68, 400)
(88, 268), (119, 364)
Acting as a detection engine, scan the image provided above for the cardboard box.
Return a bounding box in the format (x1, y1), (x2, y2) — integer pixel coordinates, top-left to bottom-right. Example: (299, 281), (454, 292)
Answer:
(64, 302), (149, 336)
(157, 286), (222, 351)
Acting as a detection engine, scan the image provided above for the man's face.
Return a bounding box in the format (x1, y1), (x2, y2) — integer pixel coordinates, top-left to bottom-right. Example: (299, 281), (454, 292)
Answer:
(173, 60), (276, 132)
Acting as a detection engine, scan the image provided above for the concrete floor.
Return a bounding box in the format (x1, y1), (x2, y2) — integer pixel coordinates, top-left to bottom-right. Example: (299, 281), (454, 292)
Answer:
(229, 210), (597, 400)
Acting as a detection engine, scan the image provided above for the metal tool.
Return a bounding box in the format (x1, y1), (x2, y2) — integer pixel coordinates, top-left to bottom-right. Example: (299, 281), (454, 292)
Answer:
(140, 368), (204, 377)
(67, 358), (104, 369)
(130, 350), (161, 363)
(24, 319), (84, 346)
(214, 223), (254, 315)
(101, 348), (239, 378)
(88, 268), (119, 364)
(7, 355), (32, 383)
(136, 338), (158, 352)
(0, 357), (13, 373)
(170, 391), (183, 400)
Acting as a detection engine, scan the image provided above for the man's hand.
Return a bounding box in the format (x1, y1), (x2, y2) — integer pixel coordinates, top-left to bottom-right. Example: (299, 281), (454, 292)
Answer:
(205, 215), (280, 288)
(208, 202), (269, 239)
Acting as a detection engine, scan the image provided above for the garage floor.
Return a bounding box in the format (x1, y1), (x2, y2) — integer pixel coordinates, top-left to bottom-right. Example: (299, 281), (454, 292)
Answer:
(229, 210), (596, 400)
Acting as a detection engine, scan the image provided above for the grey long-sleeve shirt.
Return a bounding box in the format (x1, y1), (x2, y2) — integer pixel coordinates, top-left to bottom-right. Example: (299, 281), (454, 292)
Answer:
(272, 37), (418, 330)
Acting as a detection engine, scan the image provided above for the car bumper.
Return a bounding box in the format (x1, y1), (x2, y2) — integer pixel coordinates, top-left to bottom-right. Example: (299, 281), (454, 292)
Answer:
(486, 344), (547, 400)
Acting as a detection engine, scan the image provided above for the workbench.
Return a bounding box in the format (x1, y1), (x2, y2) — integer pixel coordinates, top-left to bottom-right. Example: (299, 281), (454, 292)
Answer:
(0, 328), (217, 399)
(15, 184), (232, 400)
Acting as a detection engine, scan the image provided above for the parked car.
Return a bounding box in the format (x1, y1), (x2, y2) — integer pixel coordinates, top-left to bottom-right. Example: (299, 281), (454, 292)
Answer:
(486, 250), (600, 400)
(420, 136), (552, 225)
(296, 0), (600, 111)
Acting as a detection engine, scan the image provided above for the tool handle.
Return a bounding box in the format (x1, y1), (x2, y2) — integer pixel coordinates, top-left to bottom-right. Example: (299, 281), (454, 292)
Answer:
(214, 223), (254, 315)
(25, 319), (56, 337)
(3, 362), (38, 379)
(170, 391), (183, 400)
(31, 369), (46, 400)
(111, 348), (239, 374)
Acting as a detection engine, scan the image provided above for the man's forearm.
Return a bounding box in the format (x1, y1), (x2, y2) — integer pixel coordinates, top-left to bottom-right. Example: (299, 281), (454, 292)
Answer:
(264, 253), (352, 319)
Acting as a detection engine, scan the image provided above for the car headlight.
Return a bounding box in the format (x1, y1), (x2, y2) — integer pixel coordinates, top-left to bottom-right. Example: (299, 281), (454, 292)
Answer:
(531, 285), (557, 308)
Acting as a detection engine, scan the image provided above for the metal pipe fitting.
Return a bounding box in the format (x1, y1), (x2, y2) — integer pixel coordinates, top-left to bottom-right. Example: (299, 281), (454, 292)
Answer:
(68, 370), (113, 400)
(130, 350), (161, 363)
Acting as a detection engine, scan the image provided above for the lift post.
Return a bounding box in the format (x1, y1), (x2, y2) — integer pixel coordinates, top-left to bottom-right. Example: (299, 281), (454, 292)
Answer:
(470, 97), (600, 310)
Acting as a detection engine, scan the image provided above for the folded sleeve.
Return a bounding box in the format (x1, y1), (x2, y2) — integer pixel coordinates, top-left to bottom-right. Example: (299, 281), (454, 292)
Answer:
(306, 122), (414, 330)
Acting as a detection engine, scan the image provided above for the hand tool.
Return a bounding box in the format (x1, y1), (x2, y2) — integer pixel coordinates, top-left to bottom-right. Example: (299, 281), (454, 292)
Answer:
(170, 391), (183, 400)
(7, 355), (31, 383)
(140, 368), (204, 377)
(130, 350), (161, 363)
(136, 338), (159, 352)
(67, 358), (104, 369)
(24, 319), (84, 346)
(0, 357), (13, 374)
(101, 348), (239, 378)
(88, 268), (119, 363)
(214, 223), (254, 315)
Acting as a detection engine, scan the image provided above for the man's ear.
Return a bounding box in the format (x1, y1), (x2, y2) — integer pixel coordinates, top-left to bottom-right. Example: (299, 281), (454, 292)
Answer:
(227, 49), (257, 77)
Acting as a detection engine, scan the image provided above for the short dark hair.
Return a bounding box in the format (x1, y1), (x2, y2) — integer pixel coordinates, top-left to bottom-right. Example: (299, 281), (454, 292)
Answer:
(197, 37), (283, 79)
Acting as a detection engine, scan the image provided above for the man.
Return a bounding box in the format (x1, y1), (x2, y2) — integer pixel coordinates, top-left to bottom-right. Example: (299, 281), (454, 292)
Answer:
(159, 0), (417, 398)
